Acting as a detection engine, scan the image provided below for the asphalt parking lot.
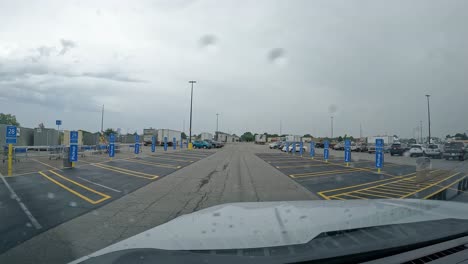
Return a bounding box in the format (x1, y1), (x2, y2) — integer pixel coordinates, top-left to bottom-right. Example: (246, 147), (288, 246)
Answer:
(257, 152), (468, 201)
(0, 149), (215, 254)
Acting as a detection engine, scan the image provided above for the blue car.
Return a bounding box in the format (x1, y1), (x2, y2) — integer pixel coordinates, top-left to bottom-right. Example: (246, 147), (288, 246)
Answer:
(192, 141), (212, 149)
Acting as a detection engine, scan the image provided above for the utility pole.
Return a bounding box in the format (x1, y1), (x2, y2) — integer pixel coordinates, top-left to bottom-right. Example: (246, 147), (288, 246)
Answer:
(216, 113), (219, 141)
(420, 120), (423, 144)
(331, 116), (334, 138)
(359, 123), (362, 139)
(188, 81), (196, 144)
(183, 119), (185, 133)
(280, 120), (282, 136)
(426, 94), (431, 144)
(101, 104), (104, 133)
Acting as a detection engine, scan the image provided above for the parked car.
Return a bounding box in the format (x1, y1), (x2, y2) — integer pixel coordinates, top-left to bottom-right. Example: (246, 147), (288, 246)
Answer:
(192, 141), (212, 149)
(269, 142), (281, 149)
(443, 142), (468, 161)
(425, 144), (443, 159)
(287, 144), (308, 153)
(390, 143), (409, 156)
(350, 142), (358, 151)
(356, 143), (368, 152)
(315, 142), (324, 148)
(408, 144), (425, 157)
(204, 139), (217, 148)
(333, 142), (344, 150)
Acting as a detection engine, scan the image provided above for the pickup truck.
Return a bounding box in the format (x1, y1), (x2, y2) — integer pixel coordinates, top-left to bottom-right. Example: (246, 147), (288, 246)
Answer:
(443, 142), (467, 161)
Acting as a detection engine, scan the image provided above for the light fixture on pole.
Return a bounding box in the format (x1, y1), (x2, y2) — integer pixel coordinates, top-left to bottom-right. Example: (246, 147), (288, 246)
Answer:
(188, 81), (196, 149)
(425, 94), (431, 143)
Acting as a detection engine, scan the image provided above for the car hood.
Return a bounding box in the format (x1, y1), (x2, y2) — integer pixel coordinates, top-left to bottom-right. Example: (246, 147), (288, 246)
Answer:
(69, 199), (468, 264)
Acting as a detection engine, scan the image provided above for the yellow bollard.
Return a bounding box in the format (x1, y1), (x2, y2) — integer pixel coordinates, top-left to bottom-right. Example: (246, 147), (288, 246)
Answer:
(71, 162), (75, 168)
(188, 142), (193, 150)
(346, 162), (349, 167)
(7, 144), (13, 176)
(377, 168), (381, 173)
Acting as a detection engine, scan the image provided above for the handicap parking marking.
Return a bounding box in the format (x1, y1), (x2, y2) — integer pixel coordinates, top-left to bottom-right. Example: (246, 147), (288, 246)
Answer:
(38, 170), (111, 204)
(92, 163), (159, 180)
(122, 159), (181, 169)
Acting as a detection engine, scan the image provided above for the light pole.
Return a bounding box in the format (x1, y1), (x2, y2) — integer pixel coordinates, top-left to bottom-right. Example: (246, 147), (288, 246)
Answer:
(188, 81), (196, 147)
(330, 116), (334, 139)
(425, 94), (431, 144)
(216, 113), (219, 140)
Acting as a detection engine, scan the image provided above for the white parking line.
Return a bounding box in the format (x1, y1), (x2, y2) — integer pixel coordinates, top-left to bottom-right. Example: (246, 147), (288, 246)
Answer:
(77, 177), (122, 193)
(0, 172), (42, 229)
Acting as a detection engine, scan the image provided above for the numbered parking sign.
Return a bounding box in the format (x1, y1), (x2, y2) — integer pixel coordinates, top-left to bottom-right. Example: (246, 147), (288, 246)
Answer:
(6, 126), (17, 138)
(344, 139), (351, 162)
(70, 131), (78, 144)
(69, 144), (78, 162)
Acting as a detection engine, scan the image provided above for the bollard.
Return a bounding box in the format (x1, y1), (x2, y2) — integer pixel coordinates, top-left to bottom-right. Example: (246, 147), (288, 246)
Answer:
(7, 144), (13, 176)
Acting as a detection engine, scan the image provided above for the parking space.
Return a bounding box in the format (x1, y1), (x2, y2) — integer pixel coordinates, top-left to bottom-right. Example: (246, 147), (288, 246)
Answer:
(257, 152), (467, 202)
(0, 149), (215, 254)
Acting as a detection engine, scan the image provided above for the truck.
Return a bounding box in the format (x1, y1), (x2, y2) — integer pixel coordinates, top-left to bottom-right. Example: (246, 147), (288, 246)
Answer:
(143, 128), (157, 146)
(367, 136), (395, 153)
(255, 134), (267, 144)
(285, 135), (302, 143)
(157, 129), (182, 146)
(199, 132), (213, 141)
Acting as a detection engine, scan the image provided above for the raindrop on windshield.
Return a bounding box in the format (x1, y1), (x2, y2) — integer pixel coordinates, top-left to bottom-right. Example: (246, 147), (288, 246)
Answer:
(47, 192), (55, 199)
(199, 35), (218, 52)
(92, 210), (99, 215)
(69, 201), (77, 207)
(328, 104), (338, 114)
(25, 222), (32, 228)
(212, 212), (220, 217)
(268, 48), (287, 66)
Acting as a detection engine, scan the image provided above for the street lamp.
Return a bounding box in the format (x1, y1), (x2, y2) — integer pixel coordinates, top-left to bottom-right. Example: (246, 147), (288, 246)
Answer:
(188, 81), (196, 147)
(425, 95), (431, 144)
(216, 113), (219, 140)
(330, 116), (334, 138)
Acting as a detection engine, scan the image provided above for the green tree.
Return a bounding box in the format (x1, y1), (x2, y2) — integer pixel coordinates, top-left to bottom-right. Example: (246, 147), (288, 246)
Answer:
(241, 132), (255, 142)
(446, 134), (451, 138)
(303, 134), (312, 138)
(337, 136), (343, 142)
(104, 128), (117, 136)
(0, 113), (20, 126)
(181, 132), (187, 139)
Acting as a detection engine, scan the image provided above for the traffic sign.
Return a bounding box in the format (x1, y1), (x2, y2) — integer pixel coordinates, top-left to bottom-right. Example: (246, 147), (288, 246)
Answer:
(6, 126), (17, 138)
(164, 137), (168, 151)
(134, 143), (140, 154)
(292, 142), (296, 154)
(299, 142), (304, 155)
(109, 133), (115, 143)
(285, 142), (289, 153)
(6, 138), (17, 144)
(173, 137), (176, 150)
(69, 144), (78, 162)
(135, 134), (140, 143)
(310, 141), (315, 158)
(151, 136), (156, 152)
(375, 139), (384, 168)
(324, 140), (329, 160)
(109, 144), (115, 158)
(180, 136), (183, 149)
(56, 120), (62, 126)
(70, 131), (78, 144)
(344, 139), (351, 163)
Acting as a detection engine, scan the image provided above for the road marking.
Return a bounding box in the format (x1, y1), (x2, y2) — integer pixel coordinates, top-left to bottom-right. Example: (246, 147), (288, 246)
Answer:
(357, 189), (401, 197)
(291, 168), (361, 177)
(77, 177), (122, 193)
(276, 164), (339, 169)
(400, 172), (461, 198)
(92, 163), (159, 180)
(148, 155), (193, 162)
(159, 153), (203, 159)
(39, 171), (111, 204)
(31, 158), (62, 171)
(123, 159), (181, 169)
(355, 190), (394, 199)
(423, 176), (467, 199)
(0, 173), (42, 229)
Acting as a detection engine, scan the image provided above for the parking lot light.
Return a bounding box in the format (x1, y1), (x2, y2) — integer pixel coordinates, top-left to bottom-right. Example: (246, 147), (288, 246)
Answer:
(188, 81), (196, 150)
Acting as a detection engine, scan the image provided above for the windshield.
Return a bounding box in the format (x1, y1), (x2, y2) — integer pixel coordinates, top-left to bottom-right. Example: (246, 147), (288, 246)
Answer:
(1, 1), (467, 264)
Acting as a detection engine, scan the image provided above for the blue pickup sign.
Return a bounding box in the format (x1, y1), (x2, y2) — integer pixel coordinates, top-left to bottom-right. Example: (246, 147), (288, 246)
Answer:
(310, 141), (315, 158)
(109, 133), (115, 158)
(375, 138), (384, 168)
(151, 136), (156, 152)
(69, 144), (78, 162)
(324, 140), (329, 160)
(173, 137), (176, 150)
(70, 131), (78, 144)
(344, 139), (351, 163)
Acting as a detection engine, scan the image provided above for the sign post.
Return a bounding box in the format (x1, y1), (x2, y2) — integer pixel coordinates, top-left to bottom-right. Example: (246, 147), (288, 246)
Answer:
(180, 136), (183, 149)
(56, 120), (62, 145)
(375, 139), (384, 173)
(299, 142), (304, 156)
(173, 137), (176, 150)
(109, 133), (115, 160)
(69, 131), (78, 167)
(285, 142), (289, 154)
(151, 136), (156, 153)
(324, 140), (329, 162)
(344, 139), (351, 167)
(134, 134), (140, 155)
(6, 126), (16, 176)
(310, 141), (315, 159)
(164, 137), (168, 151)
(292, 142), (296, 155)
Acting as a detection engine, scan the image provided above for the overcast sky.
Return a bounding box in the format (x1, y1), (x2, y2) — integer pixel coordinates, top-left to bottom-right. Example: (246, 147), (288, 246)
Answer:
(1, 0), (467, 138)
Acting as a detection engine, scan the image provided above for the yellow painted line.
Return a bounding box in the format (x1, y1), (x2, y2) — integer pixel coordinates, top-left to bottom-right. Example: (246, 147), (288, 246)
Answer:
(331, 176), (419, 198)
(172, 152), (208, 157)
(96, 163), (159, 178)
(336, 193), (368, 200)
(161, 153), (203, 159)
(31, 159), (62, 171)
(400, 173), (462, 198)
(291, 168), (362, 177)
(39, 171), (111, 204)
(329, 195), (346, 200)
(377, 186), (416, 194)
(124, 159), (180, 169)
(92, 164), (158, 180)
(423, 176), (467, 199)
(318, 172), (416, 196)
(276, 164), (337, 169)
(355, 191), (394, 199)
(358, 188), (401, 197)
(149, 155), (193, 162)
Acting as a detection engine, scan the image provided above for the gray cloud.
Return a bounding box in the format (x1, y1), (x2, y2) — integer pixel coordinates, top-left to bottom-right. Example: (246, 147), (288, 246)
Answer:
(58, 39), (76, 55)
(81, 71), (147, 83)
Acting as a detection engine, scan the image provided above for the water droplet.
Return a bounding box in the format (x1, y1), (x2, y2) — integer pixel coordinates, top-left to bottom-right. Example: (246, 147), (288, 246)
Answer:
(211, 229), (216, 232)
(10, 194), (15, 199)
(140, 256), (145, 260)
(300, 215), (307, 219)
(129, 218), (135, 223)
(212, 222), (217, 226)
(282, 230), (288, 234)
(25, 222), (32, 228)
(69, 201), (77, 207)
(145, 233), (151, 237)
(328, 105), (337, 114)
(335, 175), (343, 182)
(201, 230), (207, 234)
(268, 48), (287, 66)
(229, 224), (234, 228)
(213, 212), (220, 217)
(47, 192), (55, 199)
(199, 35), (218, 52)
(344, 208), (350, 213)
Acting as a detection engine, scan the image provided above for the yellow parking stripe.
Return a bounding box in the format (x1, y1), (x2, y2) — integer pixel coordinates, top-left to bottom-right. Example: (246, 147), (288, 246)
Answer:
(400, 173), (461, 198)
(161, 153), (203, 159)
(338, 193), (367, 199)
(291, 168), (360, 177)
(376, 186), (414, 194)
(276, 164), (337, 169)
(124, 159), (181, 169)
(423, 176), (467, 199)
(39, 171), (111, 204)
(355, 191), (394, 199)
(92, 164), (158, 180)
(149, 155), (193, 163)
(357, 189), (401, 197)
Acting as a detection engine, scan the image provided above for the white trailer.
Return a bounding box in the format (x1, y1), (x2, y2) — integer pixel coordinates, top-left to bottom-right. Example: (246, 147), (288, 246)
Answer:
(157, 129), (182, 146)
(367, 136), (394, 145)
(200, 132), (213, 141)
(285, 135), (302, 142)
(143, 128), (157, 145)
(255, 134), (267, 144)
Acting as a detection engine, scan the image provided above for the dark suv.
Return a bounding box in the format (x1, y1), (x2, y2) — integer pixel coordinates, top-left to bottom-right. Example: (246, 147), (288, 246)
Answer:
(443, 142), (467, 161)
(390, 143), (408, 156)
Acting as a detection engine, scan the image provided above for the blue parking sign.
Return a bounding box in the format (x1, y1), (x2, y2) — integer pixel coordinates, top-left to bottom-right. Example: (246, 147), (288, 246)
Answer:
(70, 131), (78, 144)
(344, 139), (351, 162)
(375, 139), (384, 168)
(310, 141), (315, 157)
(134, 143), (140, 154)
(109, 133), (115, 143)
(164, 137), (168, 151)
(324, 140), (329, 160)
(6, 126), (17, 138)
(292, 142), (296, 154)
(173, 137), (176, 150)
(285, 142), (289, 152)
(69, 144), (78, 162)
(56, 120), (62, 126)
(299, 142), (304, 155)
(151, 136), (156, 152)
(135, 134), (140, 143)
(109, 144), (115, 158)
